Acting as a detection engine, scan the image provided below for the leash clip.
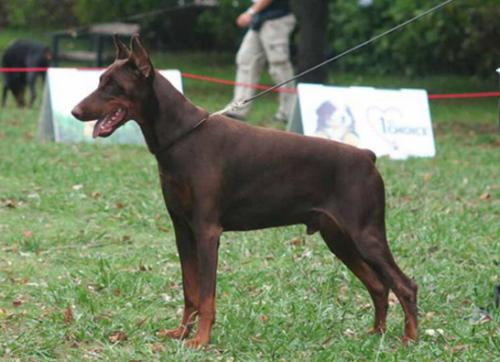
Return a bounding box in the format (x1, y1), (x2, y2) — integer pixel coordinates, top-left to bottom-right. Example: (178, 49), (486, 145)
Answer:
(212, 100), (246, 116)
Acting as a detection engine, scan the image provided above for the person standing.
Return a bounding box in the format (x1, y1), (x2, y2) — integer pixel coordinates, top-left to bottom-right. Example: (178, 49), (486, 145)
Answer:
(224, 0), (296, 122)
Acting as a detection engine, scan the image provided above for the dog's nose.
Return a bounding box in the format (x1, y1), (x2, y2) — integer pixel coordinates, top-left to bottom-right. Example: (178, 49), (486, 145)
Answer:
(71, 105), (83, 120)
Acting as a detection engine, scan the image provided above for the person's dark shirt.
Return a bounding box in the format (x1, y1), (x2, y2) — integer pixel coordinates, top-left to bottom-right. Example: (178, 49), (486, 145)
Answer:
(251, 0), (291, 30)
(261, 0), (290, 15)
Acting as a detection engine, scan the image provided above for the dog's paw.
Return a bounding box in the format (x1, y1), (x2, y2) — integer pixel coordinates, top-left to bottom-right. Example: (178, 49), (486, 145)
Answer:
(402, 335), (418, 346)
(157, 326), (190, 340)
(368, 325), (386, 335)
(184, 336), (209, 349)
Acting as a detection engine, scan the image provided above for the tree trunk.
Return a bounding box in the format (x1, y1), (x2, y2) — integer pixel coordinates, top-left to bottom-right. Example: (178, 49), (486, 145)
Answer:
(297, 0), (329, 84)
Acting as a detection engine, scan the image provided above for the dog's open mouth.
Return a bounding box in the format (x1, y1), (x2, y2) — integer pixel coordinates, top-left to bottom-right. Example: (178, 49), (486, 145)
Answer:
(93, 108), (127, 138)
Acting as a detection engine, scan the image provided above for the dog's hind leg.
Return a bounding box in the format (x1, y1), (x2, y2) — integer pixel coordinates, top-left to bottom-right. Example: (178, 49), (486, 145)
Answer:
(317, 214), (389, 334)
(352, 227), (418, 344)
(330, 168), (418, 343)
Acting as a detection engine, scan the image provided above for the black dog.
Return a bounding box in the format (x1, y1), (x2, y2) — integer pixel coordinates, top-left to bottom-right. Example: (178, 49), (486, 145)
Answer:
(1, 40), (52, 108)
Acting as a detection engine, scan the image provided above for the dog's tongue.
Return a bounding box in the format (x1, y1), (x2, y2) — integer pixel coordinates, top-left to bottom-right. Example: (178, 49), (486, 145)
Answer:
(92, 117), (110, 138)
(92, 118), (104, 138)
(92, 109), (126, 138)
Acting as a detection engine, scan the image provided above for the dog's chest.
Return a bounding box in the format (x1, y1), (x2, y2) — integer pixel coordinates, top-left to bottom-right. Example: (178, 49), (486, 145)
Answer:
(158, 170), (194, 213)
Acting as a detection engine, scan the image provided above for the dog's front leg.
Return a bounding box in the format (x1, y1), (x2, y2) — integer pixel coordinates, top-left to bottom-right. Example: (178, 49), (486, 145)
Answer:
(162, 213), (199, 340)
(185, 223), (222, 349)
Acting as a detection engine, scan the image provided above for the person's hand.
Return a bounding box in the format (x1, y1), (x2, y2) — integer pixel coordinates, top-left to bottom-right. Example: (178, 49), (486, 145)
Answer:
(236, 12), (253, 28)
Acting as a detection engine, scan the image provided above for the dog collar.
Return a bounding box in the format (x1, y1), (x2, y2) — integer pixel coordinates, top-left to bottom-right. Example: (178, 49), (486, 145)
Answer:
(154, 116), (209, 155)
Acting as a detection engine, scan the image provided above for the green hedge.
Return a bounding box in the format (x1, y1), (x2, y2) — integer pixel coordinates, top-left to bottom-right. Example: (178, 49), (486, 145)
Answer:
(3, 0), (76, 28)
(329, 0), (500, 76)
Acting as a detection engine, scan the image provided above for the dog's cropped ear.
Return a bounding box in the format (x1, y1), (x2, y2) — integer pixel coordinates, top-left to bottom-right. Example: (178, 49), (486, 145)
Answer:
(113, 35), (130, 60)
(130, 34), (153, 78)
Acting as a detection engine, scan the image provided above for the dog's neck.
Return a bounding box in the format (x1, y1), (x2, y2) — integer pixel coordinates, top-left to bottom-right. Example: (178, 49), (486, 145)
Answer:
(139, 72), (209, 156)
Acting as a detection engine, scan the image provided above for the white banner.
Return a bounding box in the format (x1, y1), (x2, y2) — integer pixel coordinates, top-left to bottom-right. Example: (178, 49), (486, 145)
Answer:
(38, 68), (183, 145)
(290, 83), (436, 159)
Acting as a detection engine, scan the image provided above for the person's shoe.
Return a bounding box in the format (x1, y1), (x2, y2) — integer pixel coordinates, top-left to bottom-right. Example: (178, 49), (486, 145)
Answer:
(273, 112), (288, 123)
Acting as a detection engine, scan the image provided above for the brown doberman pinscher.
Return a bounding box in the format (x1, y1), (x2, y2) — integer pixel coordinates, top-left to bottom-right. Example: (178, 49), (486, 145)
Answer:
(71, 35), (418, 348)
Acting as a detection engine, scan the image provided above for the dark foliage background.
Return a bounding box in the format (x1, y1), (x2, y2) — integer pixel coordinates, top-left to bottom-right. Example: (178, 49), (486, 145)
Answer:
(328, 0), (500, 76)
(0, 0), (498, 76)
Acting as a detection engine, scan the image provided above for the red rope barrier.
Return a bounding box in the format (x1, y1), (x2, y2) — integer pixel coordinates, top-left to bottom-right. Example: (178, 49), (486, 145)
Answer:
(1, 67), (499, 100)
(427, 91), (500, 99)
(0, 67), (49, 72)
(180, 72), (297, 94)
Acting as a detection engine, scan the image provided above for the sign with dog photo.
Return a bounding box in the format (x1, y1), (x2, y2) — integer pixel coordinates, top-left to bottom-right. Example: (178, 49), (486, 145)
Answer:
(38, 68), (183, 145)
(288, 83), (436, 159)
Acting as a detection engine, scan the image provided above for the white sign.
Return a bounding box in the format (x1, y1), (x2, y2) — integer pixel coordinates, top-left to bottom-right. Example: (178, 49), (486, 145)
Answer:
(289, 83), (436, 159)
(38, 68), (183, 145)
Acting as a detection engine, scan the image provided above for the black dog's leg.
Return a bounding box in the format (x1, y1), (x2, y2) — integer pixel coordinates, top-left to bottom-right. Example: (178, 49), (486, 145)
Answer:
(1, 82), (8, 107)
(27, 72), (37, 107)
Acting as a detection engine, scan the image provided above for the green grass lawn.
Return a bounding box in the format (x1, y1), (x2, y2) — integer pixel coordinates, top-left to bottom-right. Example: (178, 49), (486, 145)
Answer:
(1, 31), (499, 361)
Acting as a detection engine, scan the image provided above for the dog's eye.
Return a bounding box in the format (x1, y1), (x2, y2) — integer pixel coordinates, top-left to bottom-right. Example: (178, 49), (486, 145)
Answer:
(98, 75), (110, 89)
(104, 79), (124, 96)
